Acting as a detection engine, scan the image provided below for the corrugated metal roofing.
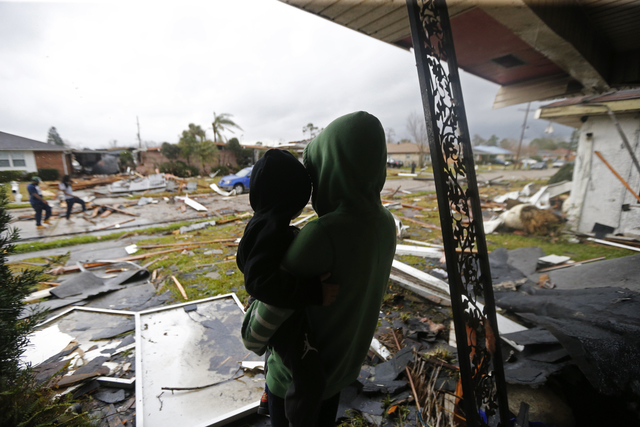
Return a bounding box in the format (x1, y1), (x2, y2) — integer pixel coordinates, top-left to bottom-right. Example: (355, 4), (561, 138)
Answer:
(0, 131), (67, 151)
(541, 88), (640, 108)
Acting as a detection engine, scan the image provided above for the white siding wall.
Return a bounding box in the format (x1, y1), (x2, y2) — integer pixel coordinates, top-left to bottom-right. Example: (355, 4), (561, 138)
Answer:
(567, 113), (640, 236)
(0, 151), (37, 172)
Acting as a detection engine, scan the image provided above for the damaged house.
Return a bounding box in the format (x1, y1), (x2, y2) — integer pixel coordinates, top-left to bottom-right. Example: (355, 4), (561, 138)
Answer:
(536, 89), (640, 237)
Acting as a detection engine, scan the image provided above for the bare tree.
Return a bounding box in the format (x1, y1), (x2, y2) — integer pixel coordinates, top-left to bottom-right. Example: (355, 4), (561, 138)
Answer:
(386, 127), (396, 144)
(406, 112), (429, 167)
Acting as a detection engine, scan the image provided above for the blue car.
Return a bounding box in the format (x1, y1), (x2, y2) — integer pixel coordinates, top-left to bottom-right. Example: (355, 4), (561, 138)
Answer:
(218, 166), (252, 194)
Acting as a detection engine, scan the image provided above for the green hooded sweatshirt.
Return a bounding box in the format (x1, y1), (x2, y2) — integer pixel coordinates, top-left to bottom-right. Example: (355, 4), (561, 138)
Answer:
(266, 111), (397, 399)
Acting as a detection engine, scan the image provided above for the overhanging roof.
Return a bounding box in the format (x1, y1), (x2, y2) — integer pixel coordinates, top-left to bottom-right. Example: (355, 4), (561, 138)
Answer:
(279, 0), (640, 107)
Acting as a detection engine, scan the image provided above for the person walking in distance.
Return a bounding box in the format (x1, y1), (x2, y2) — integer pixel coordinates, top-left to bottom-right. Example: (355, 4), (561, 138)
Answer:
(58, 175), (86, 222)
(27, 176), (52, 229)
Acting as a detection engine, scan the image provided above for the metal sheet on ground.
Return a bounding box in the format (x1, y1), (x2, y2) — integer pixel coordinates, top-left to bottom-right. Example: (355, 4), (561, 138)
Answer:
(136, 295), (263, 427)
(24, 307), (135, 369)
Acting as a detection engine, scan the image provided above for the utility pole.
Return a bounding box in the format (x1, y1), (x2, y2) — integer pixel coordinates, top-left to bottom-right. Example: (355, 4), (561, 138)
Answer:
(514, 102), (531, 168)
(137, 116), (142, 149)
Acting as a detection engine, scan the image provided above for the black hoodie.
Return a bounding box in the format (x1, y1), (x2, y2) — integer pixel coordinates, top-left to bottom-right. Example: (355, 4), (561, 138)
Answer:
(236, 149), (322, 308)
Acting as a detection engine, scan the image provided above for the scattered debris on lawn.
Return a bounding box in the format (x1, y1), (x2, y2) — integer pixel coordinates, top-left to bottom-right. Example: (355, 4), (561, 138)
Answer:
(12, 173), (640, 427)
(108, 173), (167, 193)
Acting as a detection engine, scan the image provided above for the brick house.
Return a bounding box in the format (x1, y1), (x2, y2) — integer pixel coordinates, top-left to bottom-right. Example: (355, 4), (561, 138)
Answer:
(0, 131), (71, 178)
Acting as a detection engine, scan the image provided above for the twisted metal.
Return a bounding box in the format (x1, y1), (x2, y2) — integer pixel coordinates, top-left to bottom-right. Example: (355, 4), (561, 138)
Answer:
(407, 0), (509, 425)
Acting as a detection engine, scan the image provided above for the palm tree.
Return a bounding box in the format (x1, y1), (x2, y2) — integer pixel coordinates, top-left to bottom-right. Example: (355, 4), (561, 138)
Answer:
(211, 112), (242, 143)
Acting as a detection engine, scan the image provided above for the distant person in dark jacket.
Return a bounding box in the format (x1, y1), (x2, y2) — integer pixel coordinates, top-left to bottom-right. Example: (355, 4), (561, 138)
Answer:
(27, 176), (51, 229)
(58, 175), (85, 221)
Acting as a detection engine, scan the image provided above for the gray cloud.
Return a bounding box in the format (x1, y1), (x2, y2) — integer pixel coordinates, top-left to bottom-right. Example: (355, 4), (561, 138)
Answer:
(0, 0), (574, 149)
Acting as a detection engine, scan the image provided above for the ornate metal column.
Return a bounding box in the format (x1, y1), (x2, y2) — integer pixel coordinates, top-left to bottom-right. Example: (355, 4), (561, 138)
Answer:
(406, 1), (510, 425)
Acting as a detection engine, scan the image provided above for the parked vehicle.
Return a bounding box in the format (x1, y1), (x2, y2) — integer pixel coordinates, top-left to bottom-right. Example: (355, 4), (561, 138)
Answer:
(218, 166), (252, 194)
(530, 161), (548, 170)
(490, 158), (512, 166)
(387, 158), (404, 168)
(552, 159), (566, 168)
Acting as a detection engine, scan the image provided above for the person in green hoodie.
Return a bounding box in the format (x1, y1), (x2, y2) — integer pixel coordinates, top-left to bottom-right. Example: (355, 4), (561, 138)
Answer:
(263, 111), (397, 426)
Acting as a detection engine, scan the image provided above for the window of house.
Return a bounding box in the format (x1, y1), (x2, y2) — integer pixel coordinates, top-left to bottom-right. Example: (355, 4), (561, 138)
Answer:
(406, 154), (411, 159)
(0, 153), (10, 167)
(11, 152), (26, 167)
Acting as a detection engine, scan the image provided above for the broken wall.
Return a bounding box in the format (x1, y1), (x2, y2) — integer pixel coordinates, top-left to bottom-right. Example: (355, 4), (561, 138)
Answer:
(566, 113), (640, 236)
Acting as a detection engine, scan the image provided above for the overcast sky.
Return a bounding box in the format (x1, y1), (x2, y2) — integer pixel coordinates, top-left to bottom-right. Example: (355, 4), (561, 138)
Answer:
(0, 0), (574, 149)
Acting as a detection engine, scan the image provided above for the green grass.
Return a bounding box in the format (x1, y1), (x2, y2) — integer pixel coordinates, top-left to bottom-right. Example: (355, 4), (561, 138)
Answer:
(485, 233), (632, 262)
(133, 219), (250, 303)
(5, 203), (31, 209)
(13, 217), (235, 254)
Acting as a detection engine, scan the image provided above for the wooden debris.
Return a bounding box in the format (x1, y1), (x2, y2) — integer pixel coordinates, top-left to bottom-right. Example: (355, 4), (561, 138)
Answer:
(390, 329), (424, 421)
(106, 404), (124, 427)
(537, 274), (555, 289)
(537, 256), (606, 272)
(595, 150), (640, 203)
(400, 216), (440, 230)
(171, 275), (188, 300)
(94, 204), (140, 217)
(54, 367), (110, 388)
(48, 246), (199, 275)
(93, 218), (135, 231)
(587, 237), (640, 253)
(143, 254), (170, 269)
(39, 281), (60, 286)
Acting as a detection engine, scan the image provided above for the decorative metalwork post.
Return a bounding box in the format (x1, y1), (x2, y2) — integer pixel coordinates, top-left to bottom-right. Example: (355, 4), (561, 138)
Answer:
(405, 0), (510, 425)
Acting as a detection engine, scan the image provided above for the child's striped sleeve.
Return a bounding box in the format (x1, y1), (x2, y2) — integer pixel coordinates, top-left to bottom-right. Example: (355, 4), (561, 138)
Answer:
(241, 300), (293, 356)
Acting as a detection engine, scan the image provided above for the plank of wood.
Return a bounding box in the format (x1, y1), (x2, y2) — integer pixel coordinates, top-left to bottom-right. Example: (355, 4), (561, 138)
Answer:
(595, 151), (640, 203)
(94, 204), (140, 217)
(39, 281), (60, 286)
(171, 275), (188, 300)
(99, 209), (113, 218)
(106, 404), (124, 427)
(536, 256), (606, 272)
(400, 216), (440, 230)
(587, 238), (640, 252)
(93, 217), (135, 231)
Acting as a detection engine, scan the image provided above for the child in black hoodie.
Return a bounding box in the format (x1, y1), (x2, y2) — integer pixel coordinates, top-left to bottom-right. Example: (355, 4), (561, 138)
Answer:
(237, 149), (337, 426)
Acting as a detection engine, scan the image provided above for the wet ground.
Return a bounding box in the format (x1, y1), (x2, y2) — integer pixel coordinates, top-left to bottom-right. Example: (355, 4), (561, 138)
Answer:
(10, 189), (253, 241)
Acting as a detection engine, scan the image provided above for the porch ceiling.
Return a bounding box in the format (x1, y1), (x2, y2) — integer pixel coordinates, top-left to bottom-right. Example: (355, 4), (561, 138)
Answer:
(279, 0), (640, 107)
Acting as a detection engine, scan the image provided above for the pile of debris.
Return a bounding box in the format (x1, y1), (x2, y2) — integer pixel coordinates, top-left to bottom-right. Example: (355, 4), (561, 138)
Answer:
(483, 181), (572, 235)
